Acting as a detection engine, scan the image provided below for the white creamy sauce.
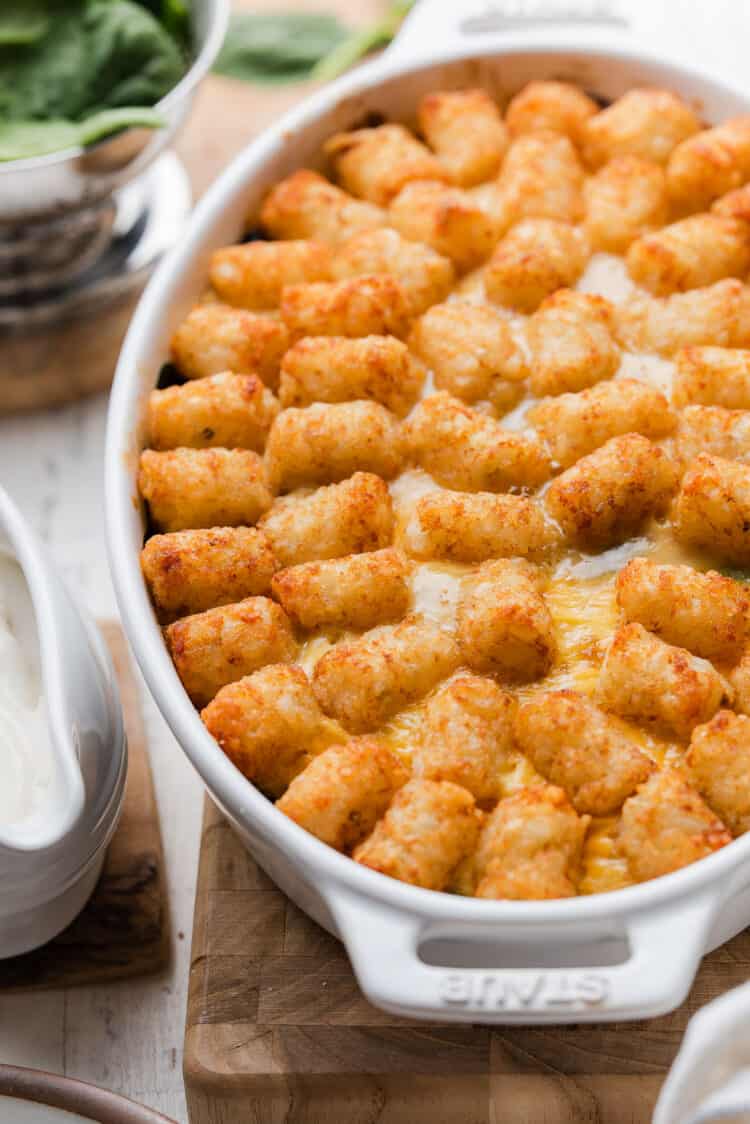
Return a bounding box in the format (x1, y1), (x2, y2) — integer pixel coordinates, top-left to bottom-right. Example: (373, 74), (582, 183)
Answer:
(409, 563), (466, 628)
(0, 555), (52, 827)
(577, 251), (638, 304)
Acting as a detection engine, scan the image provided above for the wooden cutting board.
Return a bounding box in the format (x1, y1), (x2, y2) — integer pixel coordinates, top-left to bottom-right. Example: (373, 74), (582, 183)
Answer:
(184, 799), (750, 1124)
(0, 623), (168, 990)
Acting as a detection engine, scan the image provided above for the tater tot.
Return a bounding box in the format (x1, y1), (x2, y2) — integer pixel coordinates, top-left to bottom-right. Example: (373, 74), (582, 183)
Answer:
(271, 547), (410, 631)
(617, 769), (731, 883)
(147, 373), (279, 452)
(408, 301), (527, 404)
(473, 785), (588, 900)
(615, 279), (750, 355)
(597, 622), (729, 739)
(312, 614), (460, 733)
(264, 401), (401, 493)
(278, 334), (423, 417)
(354, 779), (481, 889)
(260, 169), (386, 245)
(330, 227), (454, 316)
(402, 489), (552, 563)
(201, 664), (344, 798)
(616, 558), (748, 662)
(412, 675), (514, 801)
(170, 303), (289, 389)
(728, 647), (750, 716)
(583, 156), (669, 253)
(139, 448), (272, 533)
(141, 526), (277, 623)
(259, 472), (393, 567)
(325, 123), (451, 206)
(164, 596), (297, 707)
(667, 117), (750, 213)
(389, 179), (499, 272)
(418, 88), (508, 186)
(276, 737), (408, 851)
(505, 80), (598, 144)
(457, 558), (555, 680)
(529, 378), (675, 469)
(484, 219), (589, 313)
(626, 214), (750, 295)
(673, 346), (750, 408)
(581, 88), (700, 169)
(403, 392), (551, 492)
(280, 274), (412, 342)
(515, 691), (654, 815)
(712, 181), (750, 222)
(672, 453), (750, 565)
(489, 132), (584, 229)
(687, 710), (750, 835)
(526, 290), (620, 397)
(209, 239), (332, 309)
(545, 434), (679, 547)
(676, 404), (750, 465)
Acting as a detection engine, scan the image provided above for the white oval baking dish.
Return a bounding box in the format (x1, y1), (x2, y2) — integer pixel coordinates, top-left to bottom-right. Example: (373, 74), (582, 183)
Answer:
(106, 2), (750, 1024)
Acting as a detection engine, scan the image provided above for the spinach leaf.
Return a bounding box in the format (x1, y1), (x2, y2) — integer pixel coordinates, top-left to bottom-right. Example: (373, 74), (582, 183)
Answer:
(0, 108), (165, 163)
(312, 0), (414, 81)
(0, 0), (50, 45)
(213, 11), (348, 84)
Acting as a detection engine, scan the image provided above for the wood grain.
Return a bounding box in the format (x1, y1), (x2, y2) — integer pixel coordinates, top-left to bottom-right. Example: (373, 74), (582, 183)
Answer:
(0, 623), (169, 991)
(184, 799), (750, 1124)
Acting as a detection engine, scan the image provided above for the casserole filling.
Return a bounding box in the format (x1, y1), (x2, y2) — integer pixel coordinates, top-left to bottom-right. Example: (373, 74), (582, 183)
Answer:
(139, 80), (750, 898)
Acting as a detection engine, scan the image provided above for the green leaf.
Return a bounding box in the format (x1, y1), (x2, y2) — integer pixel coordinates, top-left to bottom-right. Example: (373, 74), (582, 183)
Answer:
(0, 108), (165, 163)
(0, 0), (50, 45)
(213, 11), (349, 84)
(76, 105), (166, 145)
(312, 0), (415, 81)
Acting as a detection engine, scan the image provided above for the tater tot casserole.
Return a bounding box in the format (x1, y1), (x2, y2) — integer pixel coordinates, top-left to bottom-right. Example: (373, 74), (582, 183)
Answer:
(138, 78), (750, 902)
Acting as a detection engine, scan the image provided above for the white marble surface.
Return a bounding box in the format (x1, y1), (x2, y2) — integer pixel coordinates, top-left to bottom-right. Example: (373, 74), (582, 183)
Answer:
(0, 394), (203, 1123)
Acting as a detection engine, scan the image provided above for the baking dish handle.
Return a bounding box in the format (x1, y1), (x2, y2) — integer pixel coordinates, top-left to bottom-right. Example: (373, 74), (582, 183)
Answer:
(327, 886), (720, 1023)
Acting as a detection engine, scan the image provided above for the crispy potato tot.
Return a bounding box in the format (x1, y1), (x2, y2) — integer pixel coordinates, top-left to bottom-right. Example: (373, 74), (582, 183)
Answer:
(147, 372), (279, 452)
(354, 779), (481, 889)
(201, 664), (344, 798)
(672, 453), (750, 565)
(260, 169), (386, 245)
(597, 622), (729, 739)
(581, 88), (700, 169)
(583, 156), (669, 253)
(484, 219), (589, 312)
(170, 303), (289, 389)
(617, 769), (731, 882)
(529, 378), (675, 468)
(278, 334), (423, 417)
(515, 691), (654, 815)
(409, 301), (527, 404)
(474, 785), (588, 900)
(626, 214), (750, 295)
(259, 472), (393, 567)
(615, 279), (750, 355)
(141, 526), (277, 623)
(687, 710), (750, 835)
(139, 448), (272, 533)
(489, 131), (584, 229)
(209, 239), (331, 309)
(325, 123), (451, 206)
(667, 117), (750, 212)
(164, 596), (296, 707)
(676, 404), (750, 465)
(546, 434), (679, 547)
(280, 273), (411, 342)
(505, 80), (598, 144)
(402, 489), (552, 563)
(330, 227), (454, 316)
(673, 346), (750, 408)
(712, 181), (750, 222)
(526, 290), (619, 397)
(616, 558), (748, 662)
(728, 646), (750, 716)
(403, 392), (551, 492)
(388, 180), (500, 272)
(457, 558), (555, 680)
(312, 614), (460, 733)
(418, 88), (508, 186)
(271, 547), (410, 631)
(413, 675), (514, 802)
(276, 737), (408, 850)
(265, 401), (401, 493)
